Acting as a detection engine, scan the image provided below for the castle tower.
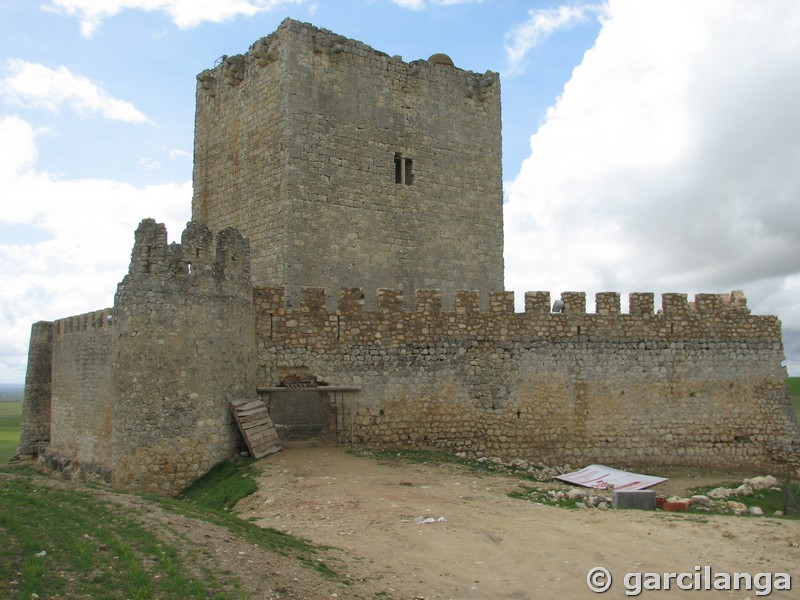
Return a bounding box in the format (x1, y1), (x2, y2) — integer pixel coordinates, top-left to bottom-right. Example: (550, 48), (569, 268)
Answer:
(192, 19), (504, 302)
(110, 219), (258, 494)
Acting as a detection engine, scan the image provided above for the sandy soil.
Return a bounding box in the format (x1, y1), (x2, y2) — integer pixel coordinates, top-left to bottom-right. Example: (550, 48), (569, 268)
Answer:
(238, 445), (800, 599)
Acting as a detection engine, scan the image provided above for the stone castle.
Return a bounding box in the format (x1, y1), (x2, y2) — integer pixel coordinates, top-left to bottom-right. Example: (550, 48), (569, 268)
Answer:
(16, 19), (800, 494)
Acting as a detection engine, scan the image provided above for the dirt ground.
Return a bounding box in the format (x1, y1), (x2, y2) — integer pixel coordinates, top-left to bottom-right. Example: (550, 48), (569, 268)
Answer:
(237, 445), (800, 599)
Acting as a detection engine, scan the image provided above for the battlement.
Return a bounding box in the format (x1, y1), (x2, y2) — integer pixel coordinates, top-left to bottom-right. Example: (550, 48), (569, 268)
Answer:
(196, 18), (499, 98)
(255, 286), (756, 318)
(253, 286), (779, 348)
(125, 219), (250, 284)
(53, 308), (113, 336)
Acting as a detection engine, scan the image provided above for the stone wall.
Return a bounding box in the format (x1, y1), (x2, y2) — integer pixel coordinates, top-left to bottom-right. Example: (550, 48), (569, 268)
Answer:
(193, 19), (504, 302)
(17, 220), (260, 495)
(46, 309), (114, 481)
(255, 287), (799, 471)
(110, 219), (258, 494)
(16, 321), (53, 456)
(17, 221), (799, 494)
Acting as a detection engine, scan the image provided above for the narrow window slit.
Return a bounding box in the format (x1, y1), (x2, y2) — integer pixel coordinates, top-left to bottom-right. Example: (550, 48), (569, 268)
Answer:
(394, 153), (413, 185)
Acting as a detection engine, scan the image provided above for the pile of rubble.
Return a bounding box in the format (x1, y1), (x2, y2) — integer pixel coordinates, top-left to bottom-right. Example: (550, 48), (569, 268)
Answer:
(461, 453), (572, 482)
(514, 473), (786, 516)
(668, 475), (783, 516)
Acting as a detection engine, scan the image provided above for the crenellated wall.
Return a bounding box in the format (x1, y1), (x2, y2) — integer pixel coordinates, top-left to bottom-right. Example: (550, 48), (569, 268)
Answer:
(45, 309), (115, 480)
(21, 220), (259, 495)
(255, 286), (798, 470)
(110, 219), (257, 494)
(17, 220), (800, 493)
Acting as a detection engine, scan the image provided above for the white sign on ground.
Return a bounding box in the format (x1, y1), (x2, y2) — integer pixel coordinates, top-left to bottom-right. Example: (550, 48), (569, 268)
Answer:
(555, 464), (667, 491)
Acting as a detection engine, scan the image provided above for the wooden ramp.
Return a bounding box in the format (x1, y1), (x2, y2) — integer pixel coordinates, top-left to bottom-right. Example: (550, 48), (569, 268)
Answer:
(229, 398), (282, 459)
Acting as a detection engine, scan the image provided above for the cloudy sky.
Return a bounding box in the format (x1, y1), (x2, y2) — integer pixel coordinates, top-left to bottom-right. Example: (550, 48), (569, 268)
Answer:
(1, 0), (798, 382)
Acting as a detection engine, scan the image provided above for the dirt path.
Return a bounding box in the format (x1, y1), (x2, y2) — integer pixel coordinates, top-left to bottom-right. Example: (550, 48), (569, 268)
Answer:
(238, 445), (800, 599)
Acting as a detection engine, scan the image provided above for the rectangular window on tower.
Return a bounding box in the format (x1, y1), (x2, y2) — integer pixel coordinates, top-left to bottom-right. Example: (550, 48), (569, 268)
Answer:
(394, 153), (413, 185)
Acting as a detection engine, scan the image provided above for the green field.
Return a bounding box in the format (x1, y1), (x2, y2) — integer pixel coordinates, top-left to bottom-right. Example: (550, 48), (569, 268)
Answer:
(790, 377), (800, 420)
(0, 400), (22, 464)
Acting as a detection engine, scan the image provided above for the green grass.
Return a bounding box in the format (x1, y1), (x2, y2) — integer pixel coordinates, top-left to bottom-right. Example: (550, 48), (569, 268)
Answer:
(0, 470), (243, 599)
(0, 400), (22, 464)
(788, 377), (800, 421)
(0, 460), (344, 598)
(178, 458), (259, 511)
(687, 481), (800, 518)
(787, 377), (800, 397)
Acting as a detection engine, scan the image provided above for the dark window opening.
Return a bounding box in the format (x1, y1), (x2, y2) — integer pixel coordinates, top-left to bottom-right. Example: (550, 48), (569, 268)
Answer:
(394, 153), (413, 185)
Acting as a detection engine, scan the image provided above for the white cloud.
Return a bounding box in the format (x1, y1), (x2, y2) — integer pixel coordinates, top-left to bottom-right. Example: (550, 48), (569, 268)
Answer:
(44, 0), (307, 37)
(504, 3), (607, 76)
(0, 59), (150, 123)
(390, 0), (483, 10)
(169, 148), (191, 159)
(504, 0), (800, 374)
(0, 115), (190, 382)
(138, 157), (161, 170)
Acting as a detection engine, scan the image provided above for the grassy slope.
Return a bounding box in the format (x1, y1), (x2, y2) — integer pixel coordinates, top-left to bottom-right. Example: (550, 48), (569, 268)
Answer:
(0, 401), (22, 464)
(0, 469), (244, 599)
(0, 460), (340, 599)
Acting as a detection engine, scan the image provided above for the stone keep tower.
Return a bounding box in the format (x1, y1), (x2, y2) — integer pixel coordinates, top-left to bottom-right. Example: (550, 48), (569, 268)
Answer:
(192, 19), (504, 302)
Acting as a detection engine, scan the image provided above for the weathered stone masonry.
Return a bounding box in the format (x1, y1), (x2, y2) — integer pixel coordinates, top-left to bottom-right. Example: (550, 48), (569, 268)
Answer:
(256, 286), (796, 468)
(19, 220), (260, 495)
(193, 18), (504, 303)
(16, 18), (800, 493)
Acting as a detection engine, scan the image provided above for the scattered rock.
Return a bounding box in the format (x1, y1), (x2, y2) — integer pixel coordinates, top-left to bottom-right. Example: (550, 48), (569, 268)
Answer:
(414, 516), (446, 525)
(567, 488), (586, 500)
(726, 501), (749, 515)
(747, 475), (779, 491)
(748, 506), (764, 516)
(708, 487), (733, 500)
(690, 494), (713, 507)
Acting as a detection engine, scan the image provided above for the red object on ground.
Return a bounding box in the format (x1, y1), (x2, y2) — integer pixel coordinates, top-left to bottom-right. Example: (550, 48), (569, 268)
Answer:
(656, 496), (666, 509)
(664, 500), (690, 512)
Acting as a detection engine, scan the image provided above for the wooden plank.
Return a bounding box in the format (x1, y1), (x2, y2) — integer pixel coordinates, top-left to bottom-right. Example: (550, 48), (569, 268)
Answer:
(242, 417), (274, 430)
(228, 399), (281, 459)
(238, 410), (270, 422)
(237, 406), (270, 417)
(246, 429), (275, 443)
(252, 437), (279, 450)
(232, 399), (265, 412)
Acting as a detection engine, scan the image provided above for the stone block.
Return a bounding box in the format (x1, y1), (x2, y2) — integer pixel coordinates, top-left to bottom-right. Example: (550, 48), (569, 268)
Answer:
(612, 490), (656, 510)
